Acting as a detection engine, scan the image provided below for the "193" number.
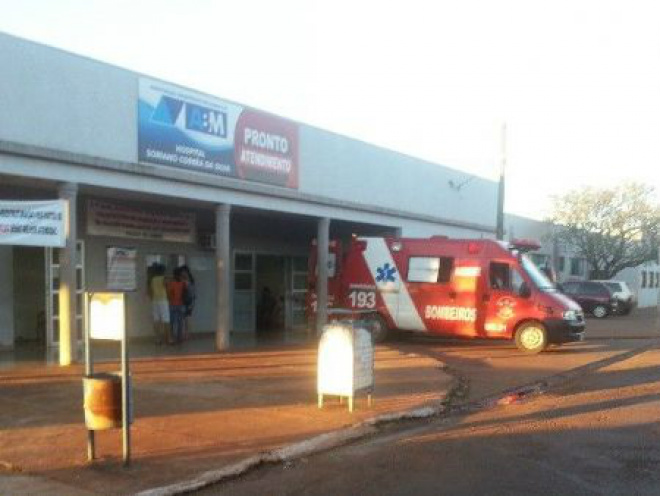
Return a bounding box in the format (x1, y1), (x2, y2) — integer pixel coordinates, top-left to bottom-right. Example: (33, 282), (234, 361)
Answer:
(348, 290), (376, 309)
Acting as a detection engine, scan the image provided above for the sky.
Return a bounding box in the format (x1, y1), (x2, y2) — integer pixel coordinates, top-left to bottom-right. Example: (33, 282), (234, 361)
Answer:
(2, 0), (660, 219)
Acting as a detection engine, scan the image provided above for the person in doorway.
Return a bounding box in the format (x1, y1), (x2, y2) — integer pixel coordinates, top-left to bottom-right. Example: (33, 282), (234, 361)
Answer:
(180, 265), (196, 340)
(167, 267), (187, 344)
(148, 263), (170, 345)
(257, 286), (277, 331)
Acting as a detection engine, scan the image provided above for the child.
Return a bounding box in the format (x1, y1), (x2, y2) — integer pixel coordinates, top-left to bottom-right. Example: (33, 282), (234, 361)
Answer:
(167, 267), (187, 344)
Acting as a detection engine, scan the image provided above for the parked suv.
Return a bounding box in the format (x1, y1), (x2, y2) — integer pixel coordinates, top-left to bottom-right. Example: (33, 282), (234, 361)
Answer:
(593, 280), (636, 315)
(558, 281), (618, 318)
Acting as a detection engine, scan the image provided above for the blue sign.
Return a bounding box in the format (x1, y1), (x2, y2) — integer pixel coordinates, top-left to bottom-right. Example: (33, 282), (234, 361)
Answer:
(138, 79), (243, 176)
(138, 78), (299, 188)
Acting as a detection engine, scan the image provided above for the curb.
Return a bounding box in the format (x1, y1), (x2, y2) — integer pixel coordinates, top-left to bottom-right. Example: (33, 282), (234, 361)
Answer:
(135, 359), (452, 496)
(136, 403), (448, 496)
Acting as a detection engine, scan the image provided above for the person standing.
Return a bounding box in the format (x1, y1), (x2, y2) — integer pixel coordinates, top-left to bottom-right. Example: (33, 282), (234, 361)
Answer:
(180, 265), (196, 341)
(167, 267), (187, 344)
(148, 263), (170, 345)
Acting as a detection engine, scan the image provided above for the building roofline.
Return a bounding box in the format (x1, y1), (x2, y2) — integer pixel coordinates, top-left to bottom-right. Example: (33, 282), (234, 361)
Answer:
(0, 139), (497, 234)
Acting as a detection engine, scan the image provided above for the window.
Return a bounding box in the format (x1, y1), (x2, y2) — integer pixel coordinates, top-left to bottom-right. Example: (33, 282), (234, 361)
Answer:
(570, 258), (583, 277)
(530, 253), (548, 267)
(511, 268), (526, 295)
(235, 253), (253, 271)
(657, 272), (660, 288)
(583, 282), (608, 297)
(604, 282), (622, 293)
(490, 262), (511, 290)
(650, 272), (655, 289)
(558, 256), (565, 272)
(642, 271), (647, 289)
(521, 255), (555, 289)
(490, 262), (527, 295)
(408, 256), (454, 283)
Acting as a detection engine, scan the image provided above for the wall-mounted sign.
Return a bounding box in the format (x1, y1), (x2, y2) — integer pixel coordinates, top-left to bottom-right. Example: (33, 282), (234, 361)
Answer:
(87, 199), (195, 243)
(138, 78), (299, 189)
(0, 200), (66, 247)
(107, 247), (137, 291)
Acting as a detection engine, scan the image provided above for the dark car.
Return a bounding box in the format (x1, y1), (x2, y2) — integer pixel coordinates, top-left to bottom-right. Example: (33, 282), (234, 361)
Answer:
(558, 281), (618, 318)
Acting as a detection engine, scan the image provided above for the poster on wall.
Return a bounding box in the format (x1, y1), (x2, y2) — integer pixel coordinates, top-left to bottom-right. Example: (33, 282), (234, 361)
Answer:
(107, 247), (137, 291)
(138, 78), (299, 189)
(0, 200), (66, 247)
(87, 199), (196, 243)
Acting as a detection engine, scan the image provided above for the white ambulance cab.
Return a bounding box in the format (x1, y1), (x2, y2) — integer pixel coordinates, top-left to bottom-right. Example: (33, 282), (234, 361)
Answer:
(307, 236), (585, 353)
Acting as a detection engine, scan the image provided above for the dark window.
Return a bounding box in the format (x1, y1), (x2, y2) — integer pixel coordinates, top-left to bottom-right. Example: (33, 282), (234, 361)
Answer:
(490, 262), (511, 290)
(438, 257), (454, 283)
(642, 271), (647, 289)
(558, 256), (565, 272)
(581, 282), (607, 296)
(579, 282), (593, 295)
(530, 253), (547, 267)
(570, 258), (583, 276)
(235, 254), (253, 271)
(604, 282), (621, 293)
(234, 273), (252, 290)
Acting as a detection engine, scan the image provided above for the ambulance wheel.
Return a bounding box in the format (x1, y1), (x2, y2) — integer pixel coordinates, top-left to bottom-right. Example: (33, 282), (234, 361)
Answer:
(514, 322), (547, 354)
(367, 315), (390, 343)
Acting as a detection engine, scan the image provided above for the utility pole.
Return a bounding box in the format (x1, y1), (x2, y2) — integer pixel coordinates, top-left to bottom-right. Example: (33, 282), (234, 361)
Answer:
(496, 122), (506, 240)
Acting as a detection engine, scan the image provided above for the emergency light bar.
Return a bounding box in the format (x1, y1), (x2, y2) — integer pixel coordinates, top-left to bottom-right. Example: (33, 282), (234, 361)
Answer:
(509, 238), (541, 253)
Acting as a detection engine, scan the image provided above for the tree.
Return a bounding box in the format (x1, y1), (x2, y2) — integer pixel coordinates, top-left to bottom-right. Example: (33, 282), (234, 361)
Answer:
(548, 183), (660, 280)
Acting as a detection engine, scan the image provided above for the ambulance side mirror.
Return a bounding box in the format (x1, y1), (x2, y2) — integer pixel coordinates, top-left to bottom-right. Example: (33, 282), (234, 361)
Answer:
(518, 282), (532, 299)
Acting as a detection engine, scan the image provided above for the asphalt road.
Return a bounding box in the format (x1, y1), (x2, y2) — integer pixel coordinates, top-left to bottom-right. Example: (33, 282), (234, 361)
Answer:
(198, 310), (660, 496)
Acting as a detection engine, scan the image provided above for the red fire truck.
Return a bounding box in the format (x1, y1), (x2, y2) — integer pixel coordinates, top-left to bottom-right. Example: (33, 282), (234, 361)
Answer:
(307, 236), (585, 353)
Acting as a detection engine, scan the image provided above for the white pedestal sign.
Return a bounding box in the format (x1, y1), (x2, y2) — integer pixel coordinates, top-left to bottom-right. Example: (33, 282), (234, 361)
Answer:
(317, 323), (374, 412)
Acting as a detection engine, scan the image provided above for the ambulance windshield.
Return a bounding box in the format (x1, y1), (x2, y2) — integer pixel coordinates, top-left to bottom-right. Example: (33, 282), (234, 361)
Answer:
(521, 255), (556, 291)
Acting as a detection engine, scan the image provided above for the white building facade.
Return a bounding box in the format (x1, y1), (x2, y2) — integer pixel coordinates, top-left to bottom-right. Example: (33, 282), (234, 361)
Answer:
(0, 34), (499, 361)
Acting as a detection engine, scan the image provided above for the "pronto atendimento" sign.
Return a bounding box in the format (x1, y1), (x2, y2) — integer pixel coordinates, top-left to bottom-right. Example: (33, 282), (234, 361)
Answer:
(138, 78), (299, 189)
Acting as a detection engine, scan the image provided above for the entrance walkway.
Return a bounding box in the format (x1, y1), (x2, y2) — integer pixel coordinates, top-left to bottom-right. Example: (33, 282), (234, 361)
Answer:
(0, 331), (313, 371)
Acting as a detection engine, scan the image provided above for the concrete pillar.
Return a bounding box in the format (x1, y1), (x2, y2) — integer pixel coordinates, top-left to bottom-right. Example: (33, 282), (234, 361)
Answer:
(315, 217), (330, 334)
(215, 204), (232, 351)
(0, 246), (14, 349)
(58, 182), (78, 366)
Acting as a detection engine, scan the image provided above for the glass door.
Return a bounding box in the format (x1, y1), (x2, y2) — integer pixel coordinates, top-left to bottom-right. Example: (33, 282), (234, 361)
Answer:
(46, 241), (85, 347)
(286, 256), (308, 331)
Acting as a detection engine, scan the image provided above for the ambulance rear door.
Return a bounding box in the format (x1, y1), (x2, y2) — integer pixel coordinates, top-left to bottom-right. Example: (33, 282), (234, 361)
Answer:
(361, 238), (425, 332)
